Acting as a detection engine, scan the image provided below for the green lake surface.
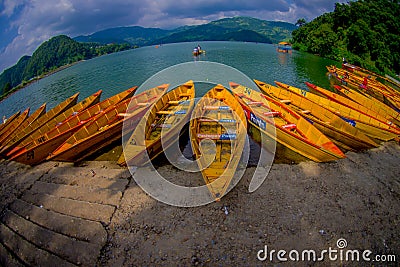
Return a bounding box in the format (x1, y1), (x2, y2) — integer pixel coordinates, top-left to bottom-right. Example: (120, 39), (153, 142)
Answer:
(0, 41), (339, 118)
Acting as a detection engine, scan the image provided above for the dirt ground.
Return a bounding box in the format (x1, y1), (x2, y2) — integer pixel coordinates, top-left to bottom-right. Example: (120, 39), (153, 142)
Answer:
(0, 141), (399, 266)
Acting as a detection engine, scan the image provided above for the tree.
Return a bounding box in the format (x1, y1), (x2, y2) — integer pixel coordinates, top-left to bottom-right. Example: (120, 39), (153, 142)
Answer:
(295, 18), (307, 27)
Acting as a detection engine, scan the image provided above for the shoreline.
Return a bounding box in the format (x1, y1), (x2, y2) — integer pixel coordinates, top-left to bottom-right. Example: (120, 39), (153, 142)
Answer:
(0, 61), (82, 103)
(0, 141), (399, 265)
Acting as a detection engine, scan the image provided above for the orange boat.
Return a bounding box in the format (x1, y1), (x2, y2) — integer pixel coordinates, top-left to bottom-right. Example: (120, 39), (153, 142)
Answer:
(9, 87), (137, 165)
(0, 108), (30, 144)
(305, 82), (398, 128)
(254, 80), (378, 151)
(276, 81), (400, 141)
(231, 82), (345, 162)
(48, 84), (168, 162)
(118, 81), (195, 167)
(334, 84), (400, 127)
(3, 91), (101, 157)
(0, 93), (79, 155)
(0, 103), (47, 146)
(0, 111), (20, 133)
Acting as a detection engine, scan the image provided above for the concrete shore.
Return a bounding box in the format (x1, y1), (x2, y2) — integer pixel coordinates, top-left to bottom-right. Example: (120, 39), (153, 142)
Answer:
(0, 141), (399, 266)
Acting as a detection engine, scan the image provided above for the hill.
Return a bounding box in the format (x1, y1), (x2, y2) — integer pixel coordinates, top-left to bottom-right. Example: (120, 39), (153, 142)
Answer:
(291, 0), (400, 75)
(74, 17), (296, 46)
(74, 26), (173, 46)
(0, 35), (134, 96)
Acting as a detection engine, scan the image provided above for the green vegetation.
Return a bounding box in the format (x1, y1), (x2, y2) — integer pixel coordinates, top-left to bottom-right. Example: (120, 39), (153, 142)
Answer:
(0, 35), (134, 97)
(74, 17), (296, 46)
(291, 0), (400, 75)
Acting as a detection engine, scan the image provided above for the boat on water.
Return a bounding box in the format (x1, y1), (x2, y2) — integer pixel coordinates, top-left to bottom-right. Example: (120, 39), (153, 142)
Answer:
(230, 82), (346, 162)
(0, 103), (46, 146)
(254, 80), (378, 151)
(275, 81), (400, 141)
(277, 42), (292, 53)
(48, 84), (168, 163)
(190, 84), (247, 200)
(3, 91), (102, 157)
(118, 81), (195, 167)
(9, 87), (138, 165)
(0, 93), (80, 155)
(333, 84), (400, 127)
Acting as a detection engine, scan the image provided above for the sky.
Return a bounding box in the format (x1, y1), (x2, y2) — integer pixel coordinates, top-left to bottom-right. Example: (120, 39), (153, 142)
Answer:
(0, 0), (347, 73)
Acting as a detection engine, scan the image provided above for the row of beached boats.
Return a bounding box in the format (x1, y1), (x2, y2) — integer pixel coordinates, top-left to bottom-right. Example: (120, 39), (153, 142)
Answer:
(0, 64), (399, 200)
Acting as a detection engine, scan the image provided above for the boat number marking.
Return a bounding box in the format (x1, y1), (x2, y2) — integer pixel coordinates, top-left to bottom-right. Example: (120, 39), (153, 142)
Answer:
(250, 112), (266, 130)
(27, 150), (34, 160)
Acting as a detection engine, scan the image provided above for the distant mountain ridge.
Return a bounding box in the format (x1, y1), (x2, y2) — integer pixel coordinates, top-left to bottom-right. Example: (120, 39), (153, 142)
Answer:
(74, 17), (296, 46)
(1, 16), (296, 97)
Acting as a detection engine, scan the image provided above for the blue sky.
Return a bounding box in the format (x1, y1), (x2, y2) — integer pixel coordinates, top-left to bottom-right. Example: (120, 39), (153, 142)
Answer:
(0, 0), (346, 73)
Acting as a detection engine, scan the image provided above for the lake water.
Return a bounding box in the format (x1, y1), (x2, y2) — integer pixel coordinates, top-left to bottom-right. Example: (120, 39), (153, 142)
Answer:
(0, 41), (339, 118)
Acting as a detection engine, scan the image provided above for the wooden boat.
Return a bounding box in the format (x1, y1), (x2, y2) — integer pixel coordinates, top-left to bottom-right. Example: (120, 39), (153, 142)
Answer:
(327, 65), (387, 103)
(305, 82), (398, 127)
(328, 66), (400, 109)
(193, 49), (205, 56)
(334, 84), (400, 126)
(0, 111), (20, 133)
(275, 81), (400, 141)
(0, 103), (46, 146)
(230, 82), (346, 162)
(254, 80), (378, 150)
(0, 108), (30, 144)
(277, 42), (292, 53)
(190, 84), (247, 200)
(342, 62), (400, 99)
(3, 91), (101, 156)
(9, 87), (138, 165)
(118, 81), (195, 166)
(0, 93), (80, 155)
(48, 84), (168, 162)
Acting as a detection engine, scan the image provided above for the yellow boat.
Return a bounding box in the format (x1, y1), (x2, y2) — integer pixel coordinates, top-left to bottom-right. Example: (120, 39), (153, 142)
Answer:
(254, 80), (378, 151)
(49, 84), (168, 162)
(0, 103), (46, 146)
(230, 82), (346, 162)
(0, 111), (20, 133)
(0, 108), (30, 144)
(334, 84), (400, 126)
(327, 65), (387, 103)
(118, 81), (195, 167)
(305, 82), (398, 128)
(190, 84), (247, 200)
(275, 81), (400, 141)
(4, 91), (102, 157)
(0, 93), (79, 155)
(9, 87), (138, 165)
(328, 66), (400, 109)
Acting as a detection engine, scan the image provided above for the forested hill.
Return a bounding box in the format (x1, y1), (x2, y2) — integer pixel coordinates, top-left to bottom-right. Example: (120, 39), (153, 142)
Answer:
(0, 35), (133, 96)
(291, 0), (400, 75)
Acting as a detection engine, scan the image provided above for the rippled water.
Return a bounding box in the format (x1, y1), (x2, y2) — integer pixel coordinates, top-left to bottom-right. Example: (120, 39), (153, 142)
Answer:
(0, 41), (338, 117)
